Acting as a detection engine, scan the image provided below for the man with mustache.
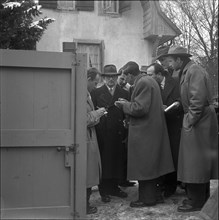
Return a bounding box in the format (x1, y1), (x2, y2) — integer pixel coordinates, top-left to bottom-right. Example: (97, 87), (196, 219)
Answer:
(91, 64), (130, 203)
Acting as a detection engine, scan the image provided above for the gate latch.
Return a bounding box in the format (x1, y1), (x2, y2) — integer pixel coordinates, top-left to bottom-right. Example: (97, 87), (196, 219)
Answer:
(57, 144), (79, 167)
(57, 144), (79, 154)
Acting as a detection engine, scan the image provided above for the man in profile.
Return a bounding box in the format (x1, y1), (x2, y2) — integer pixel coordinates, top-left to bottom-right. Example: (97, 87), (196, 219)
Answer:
(115, 61), (175, 207)
(117, 68), (131, 92)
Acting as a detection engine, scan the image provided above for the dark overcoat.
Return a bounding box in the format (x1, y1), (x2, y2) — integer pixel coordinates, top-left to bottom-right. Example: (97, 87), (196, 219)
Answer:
(161, 76), (183, 168)
(87, 93), (101, 187)
(122, 74), (175, 180)
(91, 84), (129, 179)
(178, 61), (218, 183)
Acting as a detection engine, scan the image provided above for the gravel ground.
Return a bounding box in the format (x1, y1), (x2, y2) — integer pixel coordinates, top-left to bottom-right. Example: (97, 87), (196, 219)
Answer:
(87, 180), (218, 220)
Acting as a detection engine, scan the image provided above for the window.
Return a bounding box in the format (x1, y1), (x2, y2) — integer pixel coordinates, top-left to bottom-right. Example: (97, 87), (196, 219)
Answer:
(58, 1), (76, 10)
(63, 40), (104, 72)
(102, 0), (119, 14)
(39, 0), (94, 11)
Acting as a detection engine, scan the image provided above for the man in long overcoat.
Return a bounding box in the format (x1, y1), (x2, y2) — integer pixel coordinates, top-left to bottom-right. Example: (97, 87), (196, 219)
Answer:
(115, 61), (175, 207)
(164, 46), (218, 212)
(147, 62), (183, 197)
(91, 64), (130, 203)
(86, 67), (106, 214)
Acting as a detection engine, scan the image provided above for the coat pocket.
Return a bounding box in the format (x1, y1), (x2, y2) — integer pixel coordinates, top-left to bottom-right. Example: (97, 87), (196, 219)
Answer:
(182, 113), (193, 131)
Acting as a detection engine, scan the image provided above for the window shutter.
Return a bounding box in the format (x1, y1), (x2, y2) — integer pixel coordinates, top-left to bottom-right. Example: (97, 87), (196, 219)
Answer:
(38, 0), (57, 9)
(119, 1), (131, 13)
(63, 42), (77, 53)
(76, 1), (94, 11)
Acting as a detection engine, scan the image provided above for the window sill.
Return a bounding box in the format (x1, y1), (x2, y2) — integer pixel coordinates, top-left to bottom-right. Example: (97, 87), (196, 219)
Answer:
(98, 12), (121, 18)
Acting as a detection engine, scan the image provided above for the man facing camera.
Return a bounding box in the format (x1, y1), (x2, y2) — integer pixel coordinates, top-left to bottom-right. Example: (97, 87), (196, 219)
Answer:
(91, 64), (130, 203)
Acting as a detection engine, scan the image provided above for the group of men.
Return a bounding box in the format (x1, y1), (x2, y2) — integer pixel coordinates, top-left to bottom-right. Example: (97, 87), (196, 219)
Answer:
(86, 45), (218, 215)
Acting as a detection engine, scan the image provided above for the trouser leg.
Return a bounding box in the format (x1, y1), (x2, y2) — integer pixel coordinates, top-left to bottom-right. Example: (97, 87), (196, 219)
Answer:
(86, 188), (92, 207)
(99, 178), (118, 196)
(186, 183), (209, 208)
(156, 177), (163, 199)
(108, 178), (119, 193)
(98, 179), (109, 196)
(164, 172), (177, 195)
(138, 179), (157, 204)
(205, 181), (210, 201)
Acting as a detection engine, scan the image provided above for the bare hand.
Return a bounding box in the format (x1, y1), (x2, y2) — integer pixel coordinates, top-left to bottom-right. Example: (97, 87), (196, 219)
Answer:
(96, 107), (107, 118)
(163, 105), (167, 110)
(118, 98), (128, 102)
(114, 100), (126, 109)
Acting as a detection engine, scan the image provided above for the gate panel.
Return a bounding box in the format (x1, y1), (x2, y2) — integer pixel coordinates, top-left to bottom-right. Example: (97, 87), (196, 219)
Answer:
(0, 49), (87, 219)
(1, 67), (72, 146)
(1, 147), (70, 208)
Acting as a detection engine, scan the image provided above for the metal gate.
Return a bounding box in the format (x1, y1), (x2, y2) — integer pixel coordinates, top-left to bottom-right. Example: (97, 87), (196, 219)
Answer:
(0, 49), (87, 219)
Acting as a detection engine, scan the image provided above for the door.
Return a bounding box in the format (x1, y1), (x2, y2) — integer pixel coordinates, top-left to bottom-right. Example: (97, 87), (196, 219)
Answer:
(0, 49), (87, 219)
(70, 39), (104, 72)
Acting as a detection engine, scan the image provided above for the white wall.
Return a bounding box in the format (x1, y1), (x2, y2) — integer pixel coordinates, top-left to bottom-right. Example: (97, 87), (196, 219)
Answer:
(37, 1), (153, 69)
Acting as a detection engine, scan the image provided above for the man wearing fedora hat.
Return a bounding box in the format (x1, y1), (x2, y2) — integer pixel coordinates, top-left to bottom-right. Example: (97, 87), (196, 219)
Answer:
(163, 46), (218, 212)
(91, 64), (130, 202)
(154, 45), (174, 77)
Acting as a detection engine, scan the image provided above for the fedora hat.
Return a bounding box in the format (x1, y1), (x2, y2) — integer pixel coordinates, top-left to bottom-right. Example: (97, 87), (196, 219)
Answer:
(163, 46), (192, 58)
(153, 45), (170, 61)
(101, 64), (120, 76)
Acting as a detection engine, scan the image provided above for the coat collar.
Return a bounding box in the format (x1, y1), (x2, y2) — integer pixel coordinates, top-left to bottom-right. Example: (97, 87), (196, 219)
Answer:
(87, 91), (94, 109)
(180, 60), (195, 85)
(133, 73), (145, 87)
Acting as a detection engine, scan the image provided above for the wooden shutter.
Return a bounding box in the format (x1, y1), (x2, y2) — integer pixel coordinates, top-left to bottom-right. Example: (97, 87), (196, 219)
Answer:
(63, 42), (77, 53)
(38, 0), (57, 9)
(76, 1), (94, 11)
(119, 1), (131, 13)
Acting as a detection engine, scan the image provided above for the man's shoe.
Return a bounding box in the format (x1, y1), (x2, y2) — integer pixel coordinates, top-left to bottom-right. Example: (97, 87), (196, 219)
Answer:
(182, 199), (192, 205)
(119, 181), (136, 187)
(109, 190), (128, 198)
(163, 189), (176, 198)
(86, 205), (97, 215)
(130, 200), (156, 208)
(101, 195), (111, 203)
(156, 195), (164, 204)
(177, 204), (202, 212)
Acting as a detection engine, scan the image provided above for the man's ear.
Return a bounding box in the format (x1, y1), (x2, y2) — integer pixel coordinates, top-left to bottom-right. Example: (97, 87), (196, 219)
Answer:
(176, 57), (182, 63)
(157, 72), (162, 77)
(87, 77), (91, 81)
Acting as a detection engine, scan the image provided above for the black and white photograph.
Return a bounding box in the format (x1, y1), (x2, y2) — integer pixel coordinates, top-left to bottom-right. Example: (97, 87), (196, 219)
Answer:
(0, 0), (218, 219)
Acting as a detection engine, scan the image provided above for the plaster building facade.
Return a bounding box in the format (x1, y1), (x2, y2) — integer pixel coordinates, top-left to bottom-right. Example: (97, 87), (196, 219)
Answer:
(37, 0), (181, 71)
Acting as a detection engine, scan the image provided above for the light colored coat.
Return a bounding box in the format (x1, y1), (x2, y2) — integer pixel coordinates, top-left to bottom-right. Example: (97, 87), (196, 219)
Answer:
(87, 92), (101, 187)
(122, 74), (175, 180)
(178, 61), (218, 183)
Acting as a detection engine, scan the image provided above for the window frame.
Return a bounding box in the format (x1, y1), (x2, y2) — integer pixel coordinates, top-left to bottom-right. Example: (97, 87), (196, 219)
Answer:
(73, 39), (104, 73)
(99, 0), (120, 16)
(57, 0), (76, 11)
